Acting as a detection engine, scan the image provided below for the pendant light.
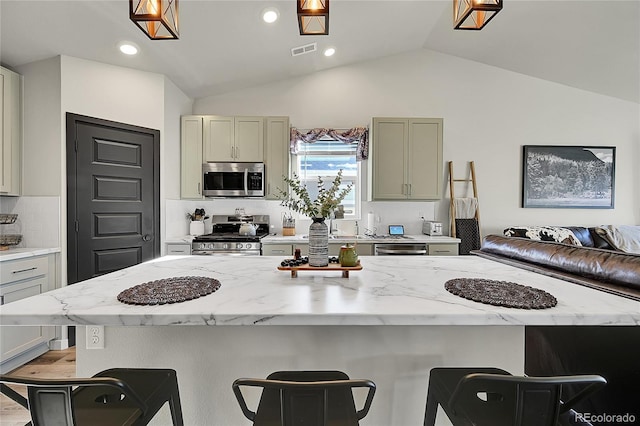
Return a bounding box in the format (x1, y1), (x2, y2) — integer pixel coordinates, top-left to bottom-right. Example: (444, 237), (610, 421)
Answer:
(130, 0), (179, 40)
(453, 0), (502, 30)
(297, 0), (329, 36)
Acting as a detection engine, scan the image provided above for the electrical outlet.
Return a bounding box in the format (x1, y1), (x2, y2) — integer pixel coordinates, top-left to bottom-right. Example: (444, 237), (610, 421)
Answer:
(86, 326), (105, 349)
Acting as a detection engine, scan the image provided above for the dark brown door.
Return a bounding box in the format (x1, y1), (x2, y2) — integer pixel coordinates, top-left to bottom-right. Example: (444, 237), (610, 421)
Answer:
(67, 113), (160, 284)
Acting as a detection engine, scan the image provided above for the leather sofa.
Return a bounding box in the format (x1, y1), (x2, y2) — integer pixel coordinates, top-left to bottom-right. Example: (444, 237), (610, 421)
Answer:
(474, 232), (640, 301)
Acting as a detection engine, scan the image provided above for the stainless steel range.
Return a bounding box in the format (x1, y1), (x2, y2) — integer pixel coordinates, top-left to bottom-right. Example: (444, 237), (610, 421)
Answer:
(192, 215), (270, 256)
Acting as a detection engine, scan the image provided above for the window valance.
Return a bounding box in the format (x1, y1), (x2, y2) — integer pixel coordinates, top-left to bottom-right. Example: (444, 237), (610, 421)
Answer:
(290, 127), (369, 160)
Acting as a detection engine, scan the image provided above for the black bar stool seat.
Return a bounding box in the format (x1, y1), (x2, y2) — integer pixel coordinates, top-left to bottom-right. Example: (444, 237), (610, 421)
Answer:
(424, 367), (606, 426)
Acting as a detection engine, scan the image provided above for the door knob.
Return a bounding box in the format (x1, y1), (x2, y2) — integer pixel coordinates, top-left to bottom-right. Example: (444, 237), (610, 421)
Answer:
(142, 234), (152, 242)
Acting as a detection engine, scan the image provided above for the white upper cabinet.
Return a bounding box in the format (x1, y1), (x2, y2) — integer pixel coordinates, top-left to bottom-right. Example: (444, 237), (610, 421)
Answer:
(264, 117), (289, 200)
(371, 117), (443, 200)
(180, 115), (203, 199)
(203, 116), (264, 163)
(0, 66), (22, 196)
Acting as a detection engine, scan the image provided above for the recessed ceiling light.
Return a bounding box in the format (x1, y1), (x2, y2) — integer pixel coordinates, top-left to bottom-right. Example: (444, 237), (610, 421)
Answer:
(323, 47), (336, 57)
(262, 7), (279, 23)
(118, 42), (139, 56)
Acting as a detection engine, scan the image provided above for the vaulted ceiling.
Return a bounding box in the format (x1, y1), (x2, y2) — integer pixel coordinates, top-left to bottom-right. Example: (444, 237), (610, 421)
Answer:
(1, 1), (638, 103)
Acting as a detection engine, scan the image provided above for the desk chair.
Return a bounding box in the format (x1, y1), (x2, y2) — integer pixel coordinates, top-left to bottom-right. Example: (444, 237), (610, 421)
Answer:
(424, 367), (606, 426)
(1, 368), (183, 426)
(233, 370), (376, 426)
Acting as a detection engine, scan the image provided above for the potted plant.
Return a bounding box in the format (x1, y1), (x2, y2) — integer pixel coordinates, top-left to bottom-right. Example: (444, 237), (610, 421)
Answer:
(278, 170), (352, 266)
(186, 209), (209, 236)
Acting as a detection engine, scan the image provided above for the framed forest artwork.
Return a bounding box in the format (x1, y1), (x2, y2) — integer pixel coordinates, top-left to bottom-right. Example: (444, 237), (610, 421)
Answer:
(522, 145), (615, 209)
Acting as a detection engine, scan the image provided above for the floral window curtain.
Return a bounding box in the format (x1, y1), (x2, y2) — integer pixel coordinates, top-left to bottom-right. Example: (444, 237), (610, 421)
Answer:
(290, 127), (369, 160)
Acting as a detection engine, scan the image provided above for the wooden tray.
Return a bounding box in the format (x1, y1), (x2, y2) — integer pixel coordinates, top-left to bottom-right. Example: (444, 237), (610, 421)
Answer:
(278, 261), (362, 278)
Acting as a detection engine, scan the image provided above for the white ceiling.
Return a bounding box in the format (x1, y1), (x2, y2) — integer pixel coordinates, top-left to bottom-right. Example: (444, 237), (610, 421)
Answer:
(1, 0), (638, 103)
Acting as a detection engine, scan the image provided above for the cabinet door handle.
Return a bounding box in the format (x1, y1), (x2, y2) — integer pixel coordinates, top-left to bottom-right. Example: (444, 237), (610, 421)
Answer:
(197, 182), (201, 195)
(231, 146), (235, 158)
(272, 250), (285, 254)
(12, 267), (37, 274)
(409, 183), (412, 196)
(235, 146), (239, 158)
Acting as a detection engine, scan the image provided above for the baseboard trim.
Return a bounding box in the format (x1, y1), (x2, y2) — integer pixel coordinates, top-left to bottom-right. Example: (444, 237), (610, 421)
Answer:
(49, 338), (69, 351)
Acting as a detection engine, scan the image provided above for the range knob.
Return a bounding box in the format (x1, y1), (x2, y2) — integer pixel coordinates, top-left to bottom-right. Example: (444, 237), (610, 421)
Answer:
(237, 243), (243, 249)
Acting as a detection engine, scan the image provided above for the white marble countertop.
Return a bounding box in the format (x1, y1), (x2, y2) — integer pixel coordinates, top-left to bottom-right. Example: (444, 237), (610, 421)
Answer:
(262, 234), (461, 244)
(1, 255), (638, 327)
(0, 247), (60, 262)
(164, 235), (194, 244)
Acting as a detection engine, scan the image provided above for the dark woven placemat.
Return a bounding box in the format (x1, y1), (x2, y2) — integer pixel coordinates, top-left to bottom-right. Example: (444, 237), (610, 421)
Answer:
(445, 278), (557, 309)
(117, 276), (221, 305)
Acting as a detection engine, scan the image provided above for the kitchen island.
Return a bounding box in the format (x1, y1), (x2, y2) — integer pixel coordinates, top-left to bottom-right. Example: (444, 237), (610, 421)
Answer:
(1, 255), (639, 425)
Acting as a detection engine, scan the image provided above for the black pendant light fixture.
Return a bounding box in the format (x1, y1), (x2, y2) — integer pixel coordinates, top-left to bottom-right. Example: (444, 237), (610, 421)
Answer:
(297, 0), (329, 36)
(453, 0), (502, 30)
(130, 0), (179, 40)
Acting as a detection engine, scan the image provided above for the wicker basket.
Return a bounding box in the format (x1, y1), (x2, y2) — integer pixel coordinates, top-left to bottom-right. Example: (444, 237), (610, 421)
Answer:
(0, 234), (22, 247)
(0, 214), (18, 224)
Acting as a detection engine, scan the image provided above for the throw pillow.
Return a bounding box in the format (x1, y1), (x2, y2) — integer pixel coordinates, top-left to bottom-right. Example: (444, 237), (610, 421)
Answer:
(503, 226), (583, 246)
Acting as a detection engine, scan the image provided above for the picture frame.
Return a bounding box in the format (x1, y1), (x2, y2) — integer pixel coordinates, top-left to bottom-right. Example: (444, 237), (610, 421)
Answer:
(522, 145), (615, 209)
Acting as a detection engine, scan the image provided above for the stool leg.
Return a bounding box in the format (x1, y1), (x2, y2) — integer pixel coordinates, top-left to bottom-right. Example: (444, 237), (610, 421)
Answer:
(424, 386), (439, 426)
(168, 373), (184, 426)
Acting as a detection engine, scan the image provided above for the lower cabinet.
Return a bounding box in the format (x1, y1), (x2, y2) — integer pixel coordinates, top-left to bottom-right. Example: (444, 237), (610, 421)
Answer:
(293, 243), (374, 257)
(166, 243), (192, 255)
(426, 243), (459, 256)
(262, 244), (293, 257)
(1, 255), (55, 373)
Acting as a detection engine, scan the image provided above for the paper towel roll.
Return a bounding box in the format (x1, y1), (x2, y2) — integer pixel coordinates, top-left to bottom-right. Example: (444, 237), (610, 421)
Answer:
(367, 212), (375, 234)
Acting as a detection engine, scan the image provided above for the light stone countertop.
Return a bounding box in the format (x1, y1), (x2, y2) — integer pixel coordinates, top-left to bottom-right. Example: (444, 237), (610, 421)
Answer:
(262, 234), (461, 244)
(1, 255), (638, 327)
(164, 235), (194, 244)
(0, 247), (61, 262)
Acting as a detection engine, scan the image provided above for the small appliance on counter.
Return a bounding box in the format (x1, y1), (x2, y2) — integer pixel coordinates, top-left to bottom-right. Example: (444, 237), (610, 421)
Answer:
(422, 221), (443, 236)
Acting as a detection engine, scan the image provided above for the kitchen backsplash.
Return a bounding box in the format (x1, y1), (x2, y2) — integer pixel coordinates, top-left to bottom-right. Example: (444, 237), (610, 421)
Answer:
(166, 198), (439, 237)
(0, 196), (60, 248)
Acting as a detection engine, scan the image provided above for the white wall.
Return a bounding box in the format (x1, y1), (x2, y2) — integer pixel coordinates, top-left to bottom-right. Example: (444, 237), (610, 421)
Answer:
(194, 49), (640, 236)
(15, 55), (192, 283)
(19, 56), (62, 197)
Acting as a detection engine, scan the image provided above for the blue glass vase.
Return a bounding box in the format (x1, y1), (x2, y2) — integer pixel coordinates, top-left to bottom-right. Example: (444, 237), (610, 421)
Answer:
(308, 218), (329, 267)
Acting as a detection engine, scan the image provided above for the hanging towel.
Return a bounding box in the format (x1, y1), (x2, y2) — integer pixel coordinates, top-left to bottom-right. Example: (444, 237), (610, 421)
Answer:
(454, 198), (478, 219)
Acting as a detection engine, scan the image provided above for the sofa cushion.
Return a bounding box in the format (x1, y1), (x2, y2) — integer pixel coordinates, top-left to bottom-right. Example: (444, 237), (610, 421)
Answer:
(564, 226), (594, 247)
(504, 226), (582, 246)
(480, 235), (640, 290)
(594, 225), (640, 254)
(590, 229), (615, 250)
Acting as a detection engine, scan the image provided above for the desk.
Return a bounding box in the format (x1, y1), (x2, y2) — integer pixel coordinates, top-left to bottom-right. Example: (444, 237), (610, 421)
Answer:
(2, 255), (638, 425)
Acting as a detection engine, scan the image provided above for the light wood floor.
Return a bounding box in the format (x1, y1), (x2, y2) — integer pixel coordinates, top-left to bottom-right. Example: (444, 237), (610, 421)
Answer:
(0, 347), (76, 426)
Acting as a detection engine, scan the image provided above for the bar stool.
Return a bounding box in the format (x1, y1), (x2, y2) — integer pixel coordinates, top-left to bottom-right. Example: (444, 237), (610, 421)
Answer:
(424, 367), (606, 426)
(1, 368), (183, 426)
(233, 370), (376, 426)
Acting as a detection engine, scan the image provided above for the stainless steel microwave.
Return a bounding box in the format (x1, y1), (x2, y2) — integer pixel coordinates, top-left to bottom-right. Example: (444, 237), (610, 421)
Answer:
(202, 162), (265, 197)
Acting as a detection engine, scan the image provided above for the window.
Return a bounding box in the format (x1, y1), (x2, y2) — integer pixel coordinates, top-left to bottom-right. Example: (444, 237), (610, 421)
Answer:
(294, 137), (360, 218)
